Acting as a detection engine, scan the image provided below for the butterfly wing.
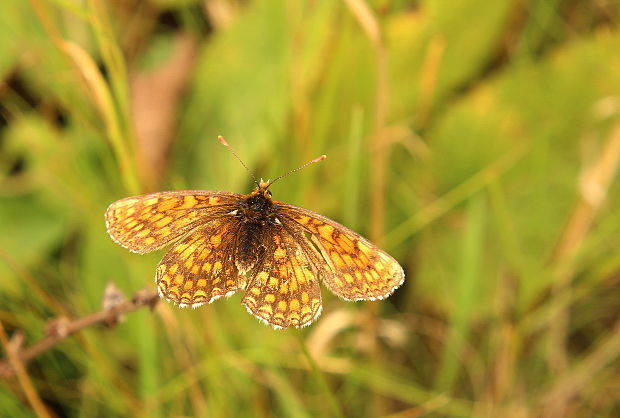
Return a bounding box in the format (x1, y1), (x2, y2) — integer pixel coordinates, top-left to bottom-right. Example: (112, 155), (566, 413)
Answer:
(277, 202), (405, 301)
(156, 218), (246, 307)
(242, 227), (322, 329)
(105, 191), (241, 254)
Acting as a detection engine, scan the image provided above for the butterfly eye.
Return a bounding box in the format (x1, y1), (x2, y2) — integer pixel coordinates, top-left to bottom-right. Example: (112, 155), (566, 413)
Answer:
(267, 190), (273, 197)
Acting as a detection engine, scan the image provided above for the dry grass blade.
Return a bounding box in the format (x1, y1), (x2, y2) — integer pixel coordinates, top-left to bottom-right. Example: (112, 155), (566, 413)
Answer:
(548, 123), (620, 379)
(0, 321), (51, 418)
(540, 316), (620, 414)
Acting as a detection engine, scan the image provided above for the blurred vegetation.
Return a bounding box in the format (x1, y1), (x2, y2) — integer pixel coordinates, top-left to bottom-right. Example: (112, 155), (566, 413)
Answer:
(1, 0), (620, 416)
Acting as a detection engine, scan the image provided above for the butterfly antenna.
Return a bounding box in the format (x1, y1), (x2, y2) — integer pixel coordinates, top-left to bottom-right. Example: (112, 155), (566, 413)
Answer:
(217, 136), (259, 186)
(269, 154), (327, 186)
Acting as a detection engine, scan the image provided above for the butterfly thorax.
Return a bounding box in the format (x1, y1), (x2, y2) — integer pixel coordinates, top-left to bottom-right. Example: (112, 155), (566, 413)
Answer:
(237, 187), (278, 225)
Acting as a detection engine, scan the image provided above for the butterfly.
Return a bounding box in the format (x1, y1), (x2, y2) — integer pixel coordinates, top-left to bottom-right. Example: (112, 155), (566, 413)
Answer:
(105, 137), (404, 329)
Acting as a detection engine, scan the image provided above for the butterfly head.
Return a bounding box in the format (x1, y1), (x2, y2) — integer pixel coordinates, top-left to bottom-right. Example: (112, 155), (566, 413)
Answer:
(256, 179), (273, 197)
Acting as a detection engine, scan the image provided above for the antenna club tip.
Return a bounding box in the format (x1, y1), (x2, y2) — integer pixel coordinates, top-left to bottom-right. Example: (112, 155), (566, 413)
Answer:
(217, 135), (229, 146)
(313, 155), (327, 163)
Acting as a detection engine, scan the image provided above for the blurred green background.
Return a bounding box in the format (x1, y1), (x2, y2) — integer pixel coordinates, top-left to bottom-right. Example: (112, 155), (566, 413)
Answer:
(1, 0), (620, 416)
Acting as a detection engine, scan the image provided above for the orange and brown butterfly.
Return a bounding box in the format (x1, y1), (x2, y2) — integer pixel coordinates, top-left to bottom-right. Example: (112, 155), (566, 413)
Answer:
(105, 137), (404, 329)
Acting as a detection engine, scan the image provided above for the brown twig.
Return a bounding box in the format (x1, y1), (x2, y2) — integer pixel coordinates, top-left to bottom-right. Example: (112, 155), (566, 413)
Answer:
(0, 286), (159, 379)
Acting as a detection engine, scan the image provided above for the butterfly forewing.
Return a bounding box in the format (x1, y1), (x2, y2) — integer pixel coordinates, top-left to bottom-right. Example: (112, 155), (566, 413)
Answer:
(105, 191), (241, 254)
(277, 202), (405, 302)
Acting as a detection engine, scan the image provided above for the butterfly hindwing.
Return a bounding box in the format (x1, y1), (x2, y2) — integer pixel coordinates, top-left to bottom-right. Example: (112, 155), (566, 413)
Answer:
(156, 218), (246, 307)
(242, 228), (322, 329)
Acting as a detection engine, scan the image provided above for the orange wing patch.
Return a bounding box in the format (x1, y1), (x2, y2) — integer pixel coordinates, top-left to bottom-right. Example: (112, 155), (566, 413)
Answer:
(105, 191), (240, 254)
